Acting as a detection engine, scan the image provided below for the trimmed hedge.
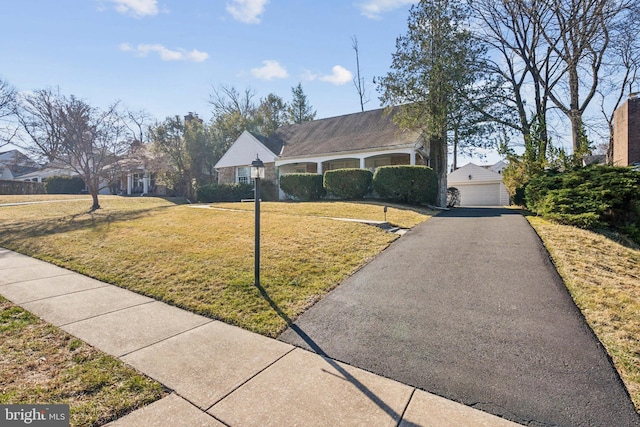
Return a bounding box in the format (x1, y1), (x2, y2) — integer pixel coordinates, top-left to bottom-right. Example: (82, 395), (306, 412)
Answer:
(373, 165), (438, 205)
(196, 183), (254, 202)
(323, 168), (372, 199)
(0, 179), (45, 195)
(525, 165), (640, 240)
(279, 173), (325, 201)
(45, 176), (85, 194)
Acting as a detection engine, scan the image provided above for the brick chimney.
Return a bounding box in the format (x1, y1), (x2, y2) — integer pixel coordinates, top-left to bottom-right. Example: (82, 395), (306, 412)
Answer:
(613, 93), (640, 166)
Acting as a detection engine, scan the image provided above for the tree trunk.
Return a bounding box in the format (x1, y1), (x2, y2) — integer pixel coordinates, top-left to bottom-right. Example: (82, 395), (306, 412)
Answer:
(90, 191), (100, 211)
(429, 135), (448, 207)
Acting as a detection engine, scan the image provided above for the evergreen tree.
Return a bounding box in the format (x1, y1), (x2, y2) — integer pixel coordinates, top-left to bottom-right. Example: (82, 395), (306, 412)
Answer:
(287, 83), (316, 124)
(377, 0), (483, 206)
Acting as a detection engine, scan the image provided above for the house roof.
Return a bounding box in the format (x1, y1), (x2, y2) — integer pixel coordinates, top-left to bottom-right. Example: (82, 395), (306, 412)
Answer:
(448, 162), (504, 184)
(269, 107), (421, 159)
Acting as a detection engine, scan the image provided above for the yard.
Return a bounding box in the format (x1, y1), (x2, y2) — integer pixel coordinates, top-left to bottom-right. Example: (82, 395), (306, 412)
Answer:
(0, 196), (431, 336)
(0, 196), (638, 418)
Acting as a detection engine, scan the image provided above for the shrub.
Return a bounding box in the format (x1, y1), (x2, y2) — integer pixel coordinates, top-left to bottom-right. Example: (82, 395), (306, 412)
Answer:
(45, 176), (85, 194)
(373, 165), (438, 205)
(324, 168), (372, 199)
(279, 173), (325, 201)
(525, 165), (640, 239)
(447, 187), (460, 208)
(196, 182), (254, 202)
(0, 179), (45, 195)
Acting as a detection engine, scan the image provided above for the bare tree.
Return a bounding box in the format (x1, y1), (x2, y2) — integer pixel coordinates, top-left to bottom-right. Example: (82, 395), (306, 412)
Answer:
(0, 78), (18, 147)
(469, 0), (561, 161)
(123, 108), (154, 144)
(352, 35), (369, 112)
(15, 88), (127, 211)
(536, 0), (634, 154)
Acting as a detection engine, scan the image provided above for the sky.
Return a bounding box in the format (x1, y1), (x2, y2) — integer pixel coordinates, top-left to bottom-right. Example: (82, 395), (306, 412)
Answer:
(0, 0), (501, 165)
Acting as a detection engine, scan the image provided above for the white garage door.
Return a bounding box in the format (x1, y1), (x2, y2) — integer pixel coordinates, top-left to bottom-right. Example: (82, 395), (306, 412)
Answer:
(458, 183), (500, 206)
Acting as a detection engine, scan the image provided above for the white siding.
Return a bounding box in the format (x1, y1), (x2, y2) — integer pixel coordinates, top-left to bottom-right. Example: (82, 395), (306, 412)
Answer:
(215, 131), (278, 169)
(448, 163), (509, 206)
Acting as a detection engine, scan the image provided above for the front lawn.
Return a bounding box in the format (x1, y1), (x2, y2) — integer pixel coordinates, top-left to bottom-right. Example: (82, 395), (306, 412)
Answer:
(528, 216), (640, 410)
(0, 295), (166, 426)
(0, 196), (432, 337)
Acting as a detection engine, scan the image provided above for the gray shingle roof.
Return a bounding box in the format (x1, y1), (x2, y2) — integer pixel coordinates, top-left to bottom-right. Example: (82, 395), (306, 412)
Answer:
(268, 107), (420, 159)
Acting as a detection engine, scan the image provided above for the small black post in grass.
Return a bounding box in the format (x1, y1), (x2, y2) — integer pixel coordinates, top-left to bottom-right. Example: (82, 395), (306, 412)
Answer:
(251, 155), (265, 287)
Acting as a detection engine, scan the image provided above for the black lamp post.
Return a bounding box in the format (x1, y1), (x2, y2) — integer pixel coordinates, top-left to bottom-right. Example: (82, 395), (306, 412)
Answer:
(250, 156), (265, 286)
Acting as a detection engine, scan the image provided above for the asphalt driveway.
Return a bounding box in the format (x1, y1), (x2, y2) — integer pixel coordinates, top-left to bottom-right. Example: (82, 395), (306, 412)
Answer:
(278, 208), (640, 426)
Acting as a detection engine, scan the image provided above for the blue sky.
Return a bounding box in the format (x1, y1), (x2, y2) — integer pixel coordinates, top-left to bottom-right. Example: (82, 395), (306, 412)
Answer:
(1, 0), (502, 164)
(1, 0), (417, 120)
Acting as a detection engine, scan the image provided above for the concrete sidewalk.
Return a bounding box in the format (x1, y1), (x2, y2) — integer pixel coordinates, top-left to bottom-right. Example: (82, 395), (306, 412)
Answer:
(0, 248), (519, 426)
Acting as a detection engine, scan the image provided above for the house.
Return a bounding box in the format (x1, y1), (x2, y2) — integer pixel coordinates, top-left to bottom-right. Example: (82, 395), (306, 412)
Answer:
(0, 149), (41, 179)
(447, 163), (510, 206)
(215, 107), (424, 199)
(613, 93), (640, 166)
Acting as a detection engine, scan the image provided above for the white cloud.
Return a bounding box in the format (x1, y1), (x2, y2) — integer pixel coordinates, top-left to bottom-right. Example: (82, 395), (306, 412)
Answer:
(357, 0), (416, 19)
(226, 0), (269, 24)
(320, 65), (353, 85)
(110, 0), (159, 18)
(300, 69), (318, 81)
(251, 60), (288, 80)
(119, 43), (209, 62)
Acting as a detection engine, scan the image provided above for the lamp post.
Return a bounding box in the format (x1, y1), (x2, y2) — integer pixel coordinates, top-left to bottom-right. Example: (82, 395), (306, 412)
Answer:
(250, 156), (265, 286)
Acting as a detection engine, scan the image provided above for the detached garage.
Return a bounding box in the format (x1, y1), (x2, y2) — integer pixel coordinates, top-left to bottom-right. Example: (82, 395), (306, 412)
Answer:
(448, 163), (510, 206)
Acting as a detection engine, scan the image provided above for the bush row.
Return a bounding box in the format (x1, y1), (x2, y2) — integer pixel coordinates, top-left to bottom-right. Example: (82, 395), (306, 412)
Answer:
(0, 179), (45, 195)
(280, 166), (438, 205)
(279, 173), (325, 201)
(525, 165), (640, 241)
(196, 183), (254, 202)
(45, 176), (85, 194)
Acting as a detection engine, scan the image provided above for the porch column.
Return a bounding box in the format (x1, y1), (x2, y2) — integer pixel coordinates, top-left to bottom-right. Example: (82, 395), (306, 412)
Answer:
(410, 151), (416, 165)
(127, 173), (132, 195)
(143, 173), (149, 194)
(360, 158), (366, 169)
(317, 161), (323, 175)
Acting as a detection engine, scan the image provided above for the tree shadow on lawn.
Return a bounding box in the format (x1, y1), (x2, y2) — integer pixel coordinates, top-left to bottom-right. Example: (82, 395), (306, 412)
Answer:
(0, 204), (175, 244)
(253, 282), (417, 425)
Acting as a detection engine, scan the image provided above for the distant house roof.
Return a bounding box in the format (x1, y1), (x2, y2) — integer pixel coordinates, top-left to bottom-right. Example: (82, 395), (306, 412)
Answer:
(0, 149), (41, 177)
(270, 107), (421, 159)
(448, 162), (504, 184)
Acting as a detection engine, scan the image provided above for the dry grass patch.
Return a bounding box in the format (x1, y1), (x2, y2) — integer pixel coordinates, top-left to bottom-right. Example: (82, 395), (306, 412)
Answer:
(527, 216), (640, 410)
(0, 295), (167, 426)
(0, 194), (94, 204)
(209, 200), (431, 229)
(0, 196), (432, 337)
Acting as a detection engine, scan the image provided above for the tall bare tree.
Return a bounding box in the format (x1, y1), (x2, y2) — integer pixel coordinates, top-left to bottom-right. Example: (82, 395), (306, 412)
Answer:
(0, 78), (17, 147)
(537, 0), (635, 154)
(15, 88), (127, 211)
(352, 35), (369, 112)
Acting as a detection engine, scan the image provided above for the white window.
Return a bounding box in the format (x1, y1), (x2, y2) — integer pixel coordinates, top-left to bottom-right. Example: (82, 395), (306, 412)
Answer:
(236, 166), (250, 184)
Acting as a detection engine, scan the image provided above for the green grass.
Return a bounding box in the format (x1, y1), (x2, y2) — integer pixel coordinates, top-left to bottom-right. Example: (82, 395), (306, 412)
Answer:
(0, 295), (167, 427)
(0, 196), (432, 337)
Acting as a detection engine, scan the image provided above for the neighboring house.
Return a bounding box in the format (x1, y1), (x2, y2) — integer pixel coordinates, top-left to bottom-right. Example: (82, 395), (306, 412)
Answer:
(613, 93), (640, 166)
(448, 163), (510, 206)
(215, 107), (424, 199)
(0, 149), (41, 179)
(108, 143), (167, 196)
(17, 162), (77, 183)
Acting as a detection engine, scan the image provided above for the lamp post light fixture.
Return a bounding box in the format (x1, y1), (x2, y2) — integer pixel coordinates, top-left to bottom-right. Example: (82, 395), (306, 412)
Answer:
(251, 156), (265, 287)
